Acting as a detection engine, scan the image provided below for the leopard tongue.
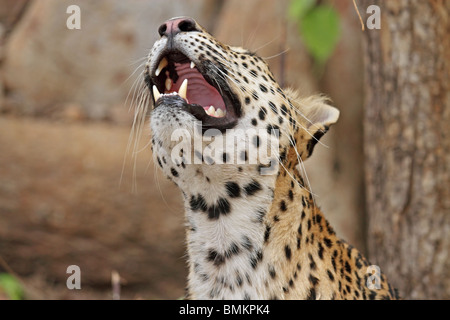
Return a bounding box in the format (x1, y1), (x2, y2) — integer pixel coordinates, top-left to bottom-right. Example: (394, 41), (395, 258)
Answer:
(171, 62), (226, 112)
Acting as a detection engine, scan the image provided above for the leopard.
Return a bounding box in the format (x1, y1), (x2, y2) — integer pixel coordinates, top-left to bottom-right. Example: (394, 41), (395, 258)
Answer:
(139, 16), (399, 300)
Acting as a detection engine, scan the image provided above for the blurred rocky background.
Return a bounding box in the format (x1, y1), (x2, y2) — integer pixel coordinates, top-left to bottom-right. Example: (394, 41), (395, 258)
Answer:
(0, 0), (366, 299)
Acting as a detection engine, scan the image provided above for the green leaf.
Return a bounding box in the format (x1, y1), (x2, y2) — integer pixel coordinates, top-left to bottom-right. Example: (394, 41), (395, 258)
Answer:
(0, 273), (24, 300)
(300, 5), (340, 64)
(288, 0), (315, 21)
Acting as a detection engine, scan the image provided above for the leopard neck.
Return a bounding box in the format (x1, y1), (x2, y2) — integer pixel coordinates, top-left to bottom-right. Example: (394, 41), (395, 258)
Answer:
(259, 163), (337, 299)
(181, 162), (324, 299)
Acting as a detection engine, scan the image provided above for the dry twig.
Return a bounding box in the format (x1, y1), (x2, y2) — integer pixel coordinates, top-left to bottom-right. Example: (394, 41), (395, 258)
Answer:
(353, 0), (365, 31)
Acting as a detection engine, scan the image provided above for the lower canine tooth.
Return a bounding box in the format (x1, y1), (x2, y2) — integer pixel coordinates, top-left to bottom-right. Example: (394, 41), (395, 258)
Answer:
(178, 79), (188, 100)
(190, 61), (195, 69)
(152, 85), (161, 101)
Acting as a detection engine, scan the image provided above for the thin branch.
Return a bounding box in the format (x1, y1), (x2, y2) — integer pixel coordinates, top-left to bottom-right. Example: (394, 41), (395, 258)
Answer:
(353, 0), (365, 31)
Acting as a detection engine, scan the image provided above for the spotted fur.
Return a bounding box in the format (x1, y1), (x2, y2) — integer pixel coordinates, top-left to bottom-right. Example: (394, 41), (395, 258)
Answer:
(139, 17), (399, 300)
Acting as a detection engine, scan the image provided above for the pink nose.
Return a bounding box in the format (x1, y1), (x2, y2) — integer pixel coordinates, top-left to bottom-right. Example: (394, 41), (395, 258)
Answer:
(158, 17), (197, 37)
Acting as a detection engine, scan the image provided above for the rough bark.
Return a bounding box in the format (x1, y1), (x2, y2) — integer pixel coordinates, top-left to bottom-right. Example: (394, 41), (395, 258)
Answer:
(363, 0), (449, 299)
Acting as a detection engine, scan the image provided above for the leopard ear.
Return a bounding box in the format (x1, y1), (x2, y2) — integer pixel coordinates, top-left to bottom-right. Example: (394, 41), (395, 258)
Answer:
(286, 92), (340, 159)
(303, 96), (339, 158)
(304, 97), (340, 130)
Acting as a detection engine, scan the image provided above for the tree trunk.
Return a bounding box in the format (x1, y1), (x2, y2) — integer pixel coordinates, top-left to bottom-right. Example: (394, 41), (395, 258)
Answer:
(363, 0), (449, 299)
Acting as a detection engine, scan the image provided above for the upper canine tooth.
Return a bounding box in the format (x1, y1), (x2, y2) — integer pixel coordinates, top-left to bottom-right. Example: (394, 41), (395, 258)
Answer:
(179, 79), (188, 100)
(190, 61), (195, 69)
(152, 85), (161, 101)
(155, 58), (168, 77)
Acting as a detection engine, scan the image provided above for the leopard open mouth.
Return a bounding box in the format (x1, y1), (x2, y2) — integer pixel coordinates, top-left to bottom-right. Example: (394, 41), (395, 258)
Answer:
(146, 50), (240, 131)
